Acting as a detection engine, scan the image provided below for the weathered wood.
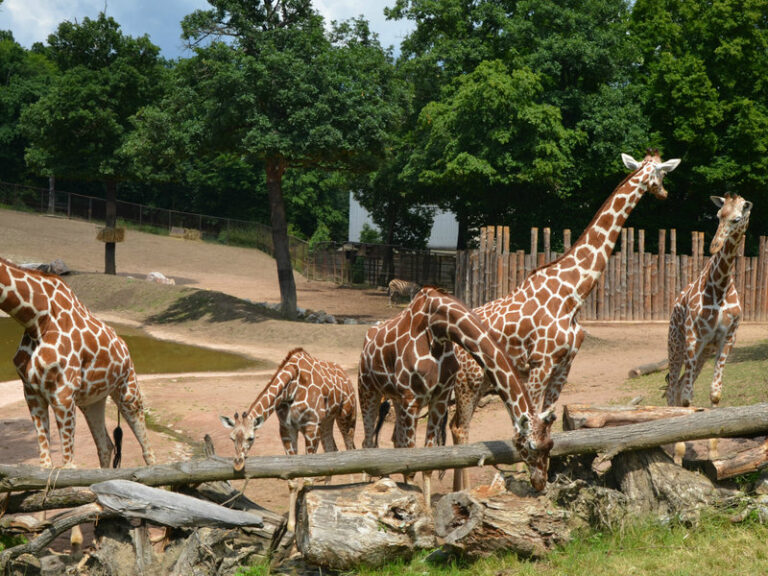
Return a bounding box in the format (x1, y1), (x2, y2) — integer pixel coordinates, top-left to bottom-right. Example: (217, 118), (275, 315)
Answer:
(2, 486), (96, 514)
(296, 479), (434, 570)
(612, 448), (717, 520)
(685, 438), (768, 481)
(91, 479), (264, 528)
(434, 489), (570, 558)
(1, 404), (767, 492)
(628, 358), (669, 378)
(562, 404), (704, 431)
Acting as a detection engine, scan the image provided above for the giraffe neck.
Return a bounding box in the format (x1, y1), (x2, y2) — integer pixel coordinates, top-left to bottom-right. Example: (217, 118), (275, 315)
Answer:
(0, 259), (51, 336)
(430, 297), (536, 419)
(707, 229), (745, 295)
(545, 174), (645, 302)
(246, 361), (298, 421)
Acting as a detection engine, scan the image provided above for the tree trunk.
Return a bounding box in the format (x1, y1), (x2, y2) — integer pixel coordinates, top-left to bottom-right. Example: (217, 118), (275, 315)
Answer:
(433, 490), (570, 559)
(104, 178), (117, 275)
(562, 404), (705, 431)
(266, 156), (297, 319)
(683, 437), (768, 481)
(296, 479), (434, 570)
(47, 175), (55, 215)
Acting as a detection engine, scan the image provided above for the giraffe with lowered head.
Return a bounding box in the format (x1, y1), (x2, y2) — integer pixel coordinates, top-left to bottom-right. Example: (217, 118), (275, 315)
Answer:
(0, 256), (155, 469)
(220, 347), (357, 532)
(449, 149), (681, 490)
(358, 286), (555, 508)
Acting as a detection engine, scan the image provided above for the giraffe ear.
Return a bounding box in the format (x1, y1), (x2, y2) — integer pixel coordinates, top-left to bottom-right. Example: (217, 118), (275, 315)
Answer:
(252, 415), (265, 429)
(658, 158), (681, 173)
(621, 153), (641, 171)
(743, 200), (753, 214)
(220, 415), (235, 429)
(540, 409), (557, 425)
(710, 196), (726, 209)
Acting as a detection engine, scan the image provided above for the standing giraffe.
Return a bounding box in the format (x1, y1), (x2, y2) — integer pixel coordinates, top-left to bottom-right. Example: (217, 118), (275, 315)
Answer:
(0, 257), (155, 469)
(449, 150), (680, 490)
(358, 286), (555, 508)
(220, 347), (357, 532)
(665, 194), (751, 409)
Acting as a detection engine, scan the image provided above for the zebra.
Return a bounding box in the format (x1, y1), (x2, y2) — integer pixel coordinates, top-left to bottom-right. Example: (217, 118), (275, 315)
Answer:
(387, 278), (420, 307)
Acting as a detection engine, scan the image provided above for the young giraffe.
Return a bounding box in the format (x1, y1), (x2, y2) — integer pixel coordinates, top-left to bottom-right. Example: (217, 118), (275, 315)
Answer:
(358, 286), (555, 508)
(666, 194), (751, 409)
(449, 150), (680, 490)
(220, 347), (357, 532)
(0, 257), (155, 469)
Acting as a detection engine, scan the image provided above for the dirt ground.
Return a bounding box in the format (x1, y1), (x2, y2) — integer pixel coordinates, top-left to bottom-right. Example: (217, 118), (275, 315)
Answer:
(1, 209), (767, 521)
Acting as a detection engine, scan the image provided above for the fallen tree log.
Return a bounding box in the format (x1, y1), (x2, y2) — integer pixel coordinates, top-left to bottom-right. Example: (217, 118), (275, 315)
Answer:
(562, 404), (705, 431)
(685, 437), (768, 481)
(628, 358), (668, 378)
(1, 486), (96, 514)
(1, 403), (767, 492)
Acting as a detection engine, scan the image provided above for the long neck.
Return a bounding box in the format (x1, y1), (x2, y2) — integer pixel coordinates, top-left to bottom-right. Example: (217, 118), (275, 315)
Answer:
(0, 259), (50, 336)
(428, 297), (536, 421)
(707, 228), (746, 295)
(545, 175), (645, 301)
(247, 362), (298, 421)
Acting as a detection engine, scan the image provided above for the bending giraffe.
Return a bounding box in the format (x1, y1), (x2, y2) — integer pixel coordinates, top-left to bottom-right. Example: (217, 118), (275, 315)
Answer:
(358, 286), (555, 508)
(0, 257), (155, 469)
(449, 150), (680, 490)
(666, 194), (751, 410)
(220, 347), (357, 532)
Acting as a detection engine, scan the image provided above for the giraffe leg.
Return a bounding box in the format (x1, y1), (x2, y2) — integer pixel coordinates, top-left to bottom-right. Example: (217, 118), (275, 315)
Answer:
(707, 324), (739, 460)
(319, 420), (337, 485)
(23, 388), (53, 468)
(80, 398), (115, 468)
(666, 304), (686, 406)
(673, 339), (707, 465)
(450, 376), (484, 492)
(112, 373), (155, 465)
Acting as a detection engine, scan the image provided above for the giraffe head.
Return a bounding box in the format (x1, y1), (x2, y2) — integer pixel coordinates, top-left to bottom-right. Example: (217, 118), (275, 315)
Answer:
(513, 408), (556, 491)
(621, 148), (681, 199)
(709, 194), (752, 254)
(220, 411), (265, 471)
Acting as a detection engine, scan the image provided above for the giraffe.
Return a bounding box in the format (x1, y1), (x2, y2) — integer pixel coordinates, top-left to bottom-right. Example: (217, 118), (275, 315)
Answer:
(665, 194), (751, 410)
(449, 149), (681, 490)
(0, 257), (155, 469)
(220, 347), (357, 532)
(358, 286), (555, 508)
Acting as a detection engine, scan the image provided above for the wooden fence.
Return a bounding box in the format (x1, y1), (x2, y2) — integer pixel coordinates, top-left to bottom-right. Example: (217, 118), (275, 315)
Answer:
(456, 226), (768, 321)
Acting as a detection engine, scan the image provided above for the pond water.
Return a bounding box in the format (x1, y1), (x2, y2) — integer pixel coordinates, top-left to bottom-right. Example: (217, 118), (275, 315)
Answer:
(0, 317), (263, 382)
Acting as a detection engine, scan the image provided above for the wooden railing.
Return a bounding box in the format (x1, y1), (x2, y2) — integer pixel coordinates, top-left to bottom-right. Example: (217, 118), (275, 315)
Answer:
(455, 226), (768, 321)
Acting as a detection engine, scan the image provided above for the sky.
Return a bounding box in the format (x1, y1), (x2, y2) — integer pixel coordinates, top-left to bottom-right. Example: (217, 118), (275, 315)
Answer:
(0, 0), (415, 59)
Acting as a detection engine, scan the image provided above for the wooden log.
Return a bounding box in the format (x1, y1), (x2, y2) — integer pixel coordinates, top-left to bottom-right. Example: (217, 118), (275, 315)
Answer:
(562, 404), (704, 431)
(2, 486), (96, 514)
(628, 358), (669, 378)
(685, 438), (768, 481)
(612, 448), (717, 519)
(2, 404), (768, 492)
(296, 479), (434, 570)
(433, 489), (570, 559)
(91, 479), (264, 528)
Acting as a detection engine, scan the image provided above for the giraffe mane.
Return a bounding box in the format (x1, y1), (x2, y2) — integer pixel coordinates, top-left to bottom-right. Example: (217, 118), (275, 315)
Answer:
(526, 158), (651, 277)
(243, 347), (306, 415)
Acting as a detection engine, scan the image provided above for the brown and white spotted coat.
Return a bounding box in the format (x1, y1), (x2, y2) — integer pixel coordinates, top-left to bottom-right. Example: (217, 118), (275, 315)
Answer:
(449, 150), (680, 490)
(666, 194), (751, 408)
(0, 257), (155, 468)
(358, 286), (554, 506)
(220, 347), (357, 468)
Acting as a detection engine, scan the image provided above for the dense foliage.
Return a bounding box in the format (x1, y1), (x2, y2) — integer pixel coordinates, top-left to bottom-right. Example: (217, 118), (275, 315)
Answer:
(3, 0), (768, 299)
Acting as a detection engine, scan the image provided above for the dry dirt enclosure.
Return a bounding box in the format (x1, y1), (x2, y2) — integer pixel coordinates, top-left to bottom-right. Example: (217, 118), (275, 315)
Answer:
(1, 209), (767, 519)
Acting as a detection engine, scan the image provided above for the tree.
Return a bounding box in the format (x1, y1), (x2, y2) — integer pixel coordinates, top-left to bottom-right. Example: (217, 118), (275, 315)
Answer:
(179, 1), (403, 318)
(19, 13), (165, 274)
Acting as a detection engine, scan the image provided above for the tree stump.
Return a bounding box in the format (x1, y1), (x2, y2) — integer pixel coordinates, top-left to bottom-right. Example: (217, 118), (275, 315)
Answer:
(296, 479), (434, 570)
(433, 487), (571, 559)
(612, 448), (718, 521)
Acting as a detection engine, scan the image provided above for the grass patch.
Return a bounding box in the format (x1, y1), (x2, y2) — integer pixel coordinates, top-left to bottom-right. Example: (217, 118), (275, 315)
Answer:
(625, 339), (768, 407)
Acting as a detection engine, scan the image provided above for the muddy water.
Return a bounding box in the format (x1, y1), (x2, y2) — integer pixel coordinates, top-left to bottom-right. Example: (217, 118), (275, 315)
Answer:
(0, 317), (263, 381)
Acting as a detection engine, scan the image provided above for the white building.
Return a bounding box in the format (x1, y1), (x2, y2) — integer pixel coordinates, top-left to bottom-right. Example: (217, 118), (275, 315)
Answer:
(348, 193), (459, 250)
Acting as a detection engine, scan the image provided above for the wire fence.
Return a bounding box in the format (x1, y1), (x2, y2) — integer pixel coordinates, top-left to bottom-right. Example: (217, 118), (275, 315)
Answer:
(0, 181), (309, 274)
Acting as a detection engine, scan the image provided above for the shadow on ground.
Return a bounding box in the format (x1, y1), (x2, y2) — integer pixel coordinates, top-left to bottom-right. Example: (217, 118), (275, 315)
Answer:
(147, 289), (282, 325)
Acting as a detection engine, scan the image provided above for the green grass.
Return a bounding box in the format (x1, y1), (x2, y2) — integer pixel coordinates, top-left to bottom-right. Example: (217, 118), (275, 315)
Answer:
(337, 510), (768, 576)
(625, 339), (768, 407)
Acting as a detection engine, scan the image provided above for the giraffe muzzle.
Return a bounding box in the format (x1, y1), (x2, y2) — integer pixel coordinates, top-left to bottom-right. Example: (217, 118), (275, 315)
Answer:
(233, 458), (246, 472)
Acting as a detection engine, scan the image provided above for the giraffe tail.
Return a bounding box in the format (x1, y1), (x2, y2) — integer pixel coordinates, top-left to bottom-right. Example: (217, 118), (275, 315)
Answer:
(112, 412), (123, 468)
(374, 400), (391, 445)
